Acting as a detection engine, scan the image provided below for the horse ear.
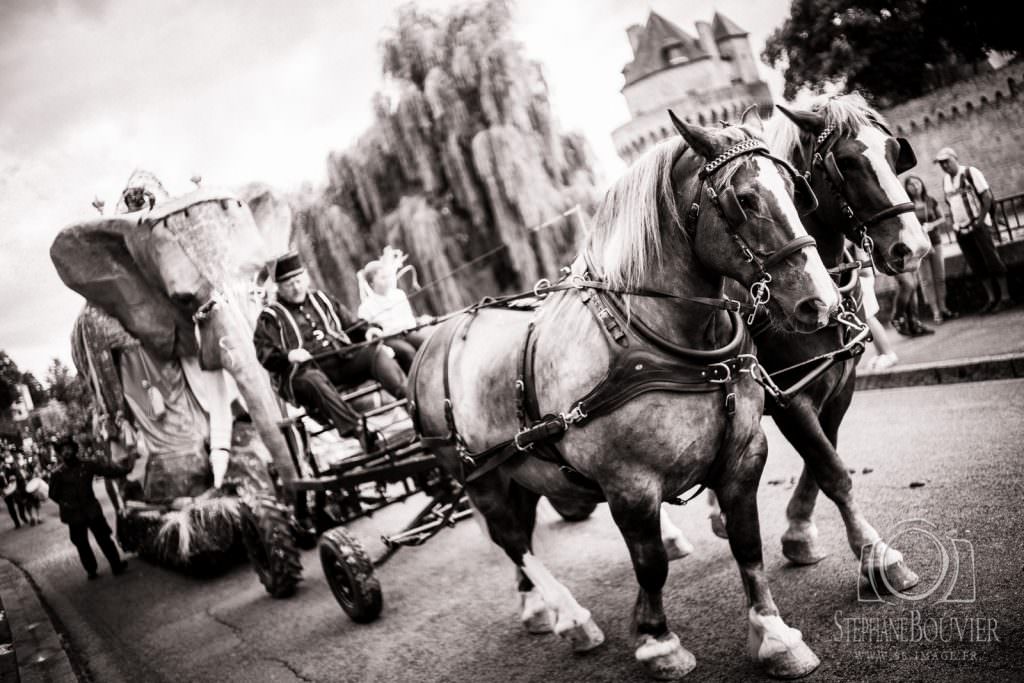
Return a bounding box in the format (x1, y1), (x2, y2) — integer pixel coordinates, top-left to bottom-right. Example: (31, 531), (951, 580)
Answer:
(740, 105), (764, 136)
(668, 110), (718, 160)
(776, 104), (827, 135)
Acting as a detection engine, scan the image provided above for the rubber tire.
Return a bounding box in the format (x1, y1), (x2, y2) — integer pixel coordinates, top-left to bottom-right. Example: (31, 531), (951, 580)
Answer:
(319, 527), (382, 623)
(240, 494), (303, 598)
(547, 497), (597, 522)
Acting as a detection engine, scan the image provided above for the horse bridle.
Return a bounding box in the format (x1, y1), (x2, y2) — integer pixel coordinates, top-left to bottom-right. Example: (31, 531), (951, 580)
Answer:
(808, 121), (917, 266)
(684, 137), (819, 323)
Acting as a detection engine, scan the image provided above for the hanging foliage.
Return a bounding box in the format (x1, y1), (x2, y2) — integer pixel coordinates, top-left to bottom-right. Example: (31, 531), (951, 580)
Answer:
(281, 0), (599, 316)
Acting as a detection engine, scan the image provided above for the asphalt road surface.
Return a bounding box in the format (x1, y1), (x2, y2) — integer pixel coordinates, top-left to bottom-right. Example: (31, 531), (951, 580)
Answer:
(2, 378), (1022, 682)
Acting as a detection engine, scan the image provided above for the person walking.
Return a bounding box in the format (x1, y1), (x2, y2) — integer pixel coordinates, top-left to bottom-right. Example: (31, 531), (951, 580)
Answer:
(1, 459), (24, 529)
(904, 175), (957, 324)
(935, 147), (1013, 313)
(47, 436), (126, 580)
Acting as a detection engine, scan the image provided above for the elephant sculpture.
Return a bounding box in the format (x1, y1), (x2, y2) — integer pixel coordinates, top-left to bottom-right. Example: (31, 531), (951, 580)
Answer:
(51, 172), (301, 574)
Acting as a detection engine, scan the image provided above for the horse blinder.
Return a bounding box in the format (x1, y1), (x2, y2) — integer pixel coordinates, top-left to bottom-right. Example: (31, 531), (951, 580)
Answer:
(793, 174), (818, 216)
(717, 187), (748, 227)
(895, 137), (917, 174)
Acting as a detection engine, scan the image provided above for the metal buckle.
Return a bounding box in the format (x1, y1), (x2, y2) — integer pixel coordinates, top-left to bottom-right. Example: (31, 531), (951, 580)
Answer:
(706, 361), (733, 384)
(533, 278), (551, 298)
(456, 442), (475, 466)
(561, 405), (588, 425)
(513, 431), (534, 452)
(748, 275), (772, 324)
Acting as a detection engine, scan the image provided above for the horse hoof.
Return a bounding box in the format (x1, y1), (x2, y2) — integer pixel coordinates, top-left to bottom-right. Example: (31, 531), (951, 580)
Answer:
(885, 561), (920, 593)
(863, 560), (920, 595)
(635, 632), (696, 680)
(781, 538), (828, 566)
(748, 613), (820, 679)
(557, 616), (605, 652)
(759, 640), (821, 679)
(519, 590), (553, 634)
(709, 513), (728, 539)
(664, 534), (695, 561)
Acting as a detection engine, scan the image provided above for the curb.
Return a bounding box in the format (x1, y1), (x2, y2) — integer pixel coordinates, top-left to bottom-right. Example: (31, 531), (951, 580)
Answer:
(855, 352), (1024, 391)
(0, 559), (77, 683)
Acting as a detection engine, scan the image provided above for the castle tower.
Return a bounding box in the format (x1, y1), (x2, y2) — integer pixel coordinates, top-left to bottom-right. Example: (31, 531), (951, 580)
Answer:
(611, 10), (773, 164)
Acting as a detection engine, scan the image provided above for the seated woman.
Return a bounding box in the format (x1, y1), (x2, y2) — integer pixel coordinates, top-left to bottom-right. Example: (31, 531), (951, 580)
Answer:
(357, 249), (428, 372)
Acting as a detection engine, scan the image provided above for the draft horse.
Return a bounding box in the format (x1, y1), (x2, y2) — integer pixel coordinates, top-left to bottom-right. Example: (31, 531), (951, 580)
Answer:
(710, 94), (931, 594)
(411, 109), (839, 679)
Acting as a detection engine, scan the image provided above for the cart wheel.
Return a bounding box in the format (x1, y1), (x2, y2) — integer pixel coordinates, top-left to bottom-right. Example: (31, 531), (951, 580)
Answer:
(240, 494), (303, 598)
(548, 497), (597, 522)
(319, 528), (382, 623)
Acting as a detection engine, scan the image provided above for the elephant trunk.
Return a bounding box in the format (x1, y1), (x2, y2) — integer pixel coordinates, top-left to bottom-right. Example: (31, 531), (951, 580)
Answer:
(204, 299), (297, 503)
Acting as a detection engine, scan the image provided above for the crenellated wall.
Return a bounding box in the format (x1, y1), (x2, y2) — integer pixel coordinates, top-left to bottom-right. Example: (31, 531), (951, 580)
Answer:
(612, 81), (772, 164)
(883, 63), (1024, 199)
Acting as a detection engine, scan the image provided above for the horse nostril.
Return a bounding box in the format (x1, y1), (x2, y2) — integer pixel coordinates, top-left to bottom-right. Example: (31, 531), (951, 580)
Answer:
(890, 242), (912, 261)
(797, 297), (829, 323)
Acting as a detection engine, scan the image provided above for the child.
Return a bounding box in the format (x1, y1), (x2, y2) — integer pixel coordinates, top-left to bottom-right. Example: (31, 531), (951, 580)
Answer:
(358, 248), (427, 372)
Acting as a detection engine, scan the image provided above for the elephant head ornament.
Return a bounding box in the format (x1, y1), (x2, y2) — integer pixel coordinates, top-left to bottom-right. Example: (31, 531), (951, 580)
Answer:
(51, 188), (298, 494)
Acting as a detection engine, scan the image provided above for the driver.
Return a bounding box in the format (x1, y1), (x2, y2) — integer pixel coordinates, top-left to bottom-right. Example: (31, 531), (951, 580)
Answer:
(253, 252), (408, 442)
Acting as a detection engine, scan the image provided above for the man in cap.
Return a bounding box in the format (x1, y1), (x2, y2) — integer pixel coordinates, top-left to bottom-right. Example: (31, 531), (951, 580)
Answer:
(253, 252), (408, 442)
(935, 147), (1013, 313)
(48, 436), (126, 580)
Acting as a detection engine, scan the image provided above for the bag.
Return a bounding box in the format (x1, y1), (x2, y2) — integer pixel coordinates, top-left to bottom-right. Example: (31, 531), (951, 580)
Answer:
(26, 478), (48, 501)
(959, 167), (998, 231)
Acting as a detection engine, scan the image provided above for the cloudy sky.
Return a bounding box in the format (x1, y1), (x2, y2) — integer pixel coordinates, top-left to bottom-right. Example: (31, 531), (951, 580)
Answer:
(0, 0), (790, 379)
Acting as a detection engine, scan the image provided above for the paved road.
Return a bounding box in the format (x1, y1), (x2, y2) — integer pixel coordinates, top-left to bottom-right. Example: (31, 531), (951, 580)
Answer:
(2, 379), (1022, 682)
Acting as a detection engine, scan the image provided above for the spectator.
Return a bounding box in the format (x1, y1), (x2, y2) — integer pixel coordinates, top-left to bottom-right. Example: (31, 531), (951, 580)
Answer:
(904, 175), (957, 324)
(855, 246), (899, 370)
(47, 436), (126, 580)
(935, 147), (1013, 313)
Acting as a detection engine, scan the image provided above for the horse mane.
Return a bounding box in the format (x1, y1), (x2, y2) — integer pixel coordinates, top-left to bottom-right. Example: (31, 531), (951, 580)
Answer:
(588, 138), (685, 289)
(766, 92), (891, 167)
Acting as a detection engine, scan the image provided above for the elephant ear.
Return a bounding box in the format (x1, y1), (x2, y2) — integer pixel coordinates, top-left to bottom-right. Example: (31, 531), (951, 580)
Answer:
(51, 217), (198, 361)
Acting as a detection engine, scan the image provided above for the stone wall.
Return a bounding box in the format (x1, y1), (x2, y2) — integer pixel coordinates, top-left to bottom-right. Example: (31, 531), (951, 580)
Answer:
(884, 63), (1024, 200)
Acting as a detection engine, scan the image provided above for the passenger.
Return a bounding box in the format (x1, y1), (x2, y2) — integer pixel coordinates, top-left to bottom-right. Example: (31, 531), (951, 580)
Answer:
(358, 252), (427, 373)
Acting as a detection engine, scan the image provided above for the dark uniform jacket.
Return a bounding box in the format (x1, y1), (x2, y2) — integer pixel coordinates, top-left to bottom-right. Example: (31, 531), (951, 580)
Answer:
(48, 462), (104, 525)
(253, 290), (369, 396)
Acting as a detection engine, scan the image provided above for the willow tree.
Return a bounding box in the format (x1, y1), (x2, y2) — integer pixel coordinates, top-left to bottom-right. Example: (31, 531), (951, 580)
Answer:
(291, 0), (599, 315)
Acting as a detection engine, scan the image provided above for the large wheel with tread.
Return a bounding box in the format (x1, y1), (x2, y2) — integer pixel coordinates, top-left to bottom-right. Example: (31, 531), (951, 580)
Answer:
(240, 494), (303, 598)
(547, 496), (597, 522)
(319, 527), (382, 623)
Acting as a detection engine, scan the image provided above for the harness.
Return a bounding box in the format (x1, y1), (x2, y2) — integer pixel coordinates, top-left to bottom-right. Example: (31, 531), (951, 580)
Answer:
(747, 250), (871, 407)
(807, 122), (917, 267)
(411, 137), (818, 500)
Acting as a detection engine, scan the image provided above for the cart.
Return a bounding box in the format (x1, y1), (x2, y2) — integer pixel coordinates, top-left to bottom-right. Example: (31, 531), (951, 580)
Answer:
(238, 382), (475, 622)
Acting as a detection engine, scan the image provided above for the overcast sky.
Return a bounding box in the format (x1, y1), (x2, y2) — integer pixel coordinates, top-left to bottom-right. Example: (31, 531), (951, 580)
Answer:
(0, 0), (790, 379)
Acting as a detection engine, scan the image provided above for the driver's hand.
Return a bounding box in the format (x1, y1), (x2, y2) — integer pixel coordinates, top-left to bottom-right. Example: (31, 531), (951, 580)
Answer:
(287, 348), (313, 364)
(366, 327), (384, 341)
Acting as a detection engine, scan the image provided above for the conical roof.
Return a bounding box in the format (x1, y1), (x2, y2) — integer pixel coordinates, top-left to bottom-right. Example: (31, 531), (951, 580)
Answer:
(623, 11), (708, 86)
(712, 12), (747, 41)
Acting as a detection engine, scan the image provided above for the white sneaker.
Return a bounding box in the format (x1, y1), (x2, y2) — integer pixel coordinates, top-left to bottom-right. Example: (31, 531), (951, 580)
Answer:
(873, 352), (899, 370)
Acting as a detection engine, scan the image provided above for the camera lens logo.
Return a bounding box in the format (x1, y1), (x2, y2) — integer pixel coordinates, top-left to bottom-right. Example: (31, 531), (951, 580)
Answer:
(858, 518), (975, 605)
